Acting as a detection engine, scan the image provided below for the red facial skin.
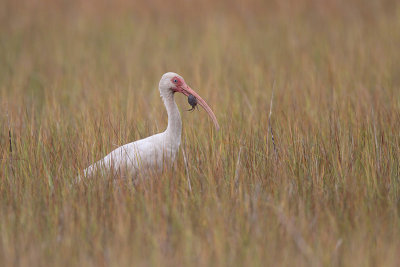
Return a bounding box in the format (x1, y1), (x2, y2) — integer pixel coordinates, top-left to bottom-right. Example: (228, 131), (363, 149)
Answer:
(171, 77), (220, 130)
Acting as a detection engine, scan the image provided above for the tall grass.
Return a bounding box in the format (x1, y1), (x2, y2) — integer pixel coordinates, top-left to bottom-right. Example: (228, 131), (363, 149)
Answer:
(1, 0), (400, 266)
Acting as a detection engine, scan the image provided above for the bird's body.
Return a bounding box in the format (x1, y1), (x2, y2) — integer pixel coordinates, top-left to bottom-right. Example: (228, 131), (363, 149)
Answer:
(83, 72), (219, 179)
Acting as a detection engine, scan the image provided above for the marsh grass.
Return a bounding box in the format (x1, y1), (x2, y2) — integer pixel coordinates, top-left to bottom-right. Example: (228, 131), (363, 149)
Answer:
(1, 0), (400, 266)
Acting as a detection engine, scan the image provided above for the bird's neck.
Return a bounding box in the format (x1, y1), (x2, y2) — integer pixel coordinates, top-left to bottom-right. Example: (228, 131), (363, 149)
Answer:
(163, 92), (182, 142)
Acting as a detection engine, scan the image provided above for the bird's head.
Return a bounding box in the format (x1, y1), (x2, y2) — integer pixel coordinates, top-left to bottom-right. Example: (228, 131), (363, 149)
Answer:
(159, 72), (220, 130)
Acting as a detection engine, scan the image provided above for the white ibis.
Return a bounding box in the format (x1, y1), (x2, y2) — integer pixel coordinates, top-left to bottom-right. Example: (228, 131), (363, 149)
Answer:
(83, 72), (219, 179)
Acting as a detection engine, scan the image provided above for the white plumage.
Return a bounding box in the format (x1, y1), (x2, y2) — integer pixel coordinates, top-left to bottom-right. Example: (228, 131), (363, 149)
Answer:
(83, 72), (219, 179)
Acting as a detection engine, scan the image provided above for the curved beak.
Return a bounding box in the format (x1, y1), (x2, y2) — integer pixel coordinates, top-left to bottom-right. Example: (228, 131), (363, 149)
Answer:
(177, 84), (220, 130)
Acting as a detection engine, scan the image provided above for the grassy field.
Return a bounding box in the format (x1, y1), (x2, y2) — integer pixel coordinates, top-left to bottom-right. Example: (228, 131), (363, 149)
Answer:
(1, 0), (400, 266)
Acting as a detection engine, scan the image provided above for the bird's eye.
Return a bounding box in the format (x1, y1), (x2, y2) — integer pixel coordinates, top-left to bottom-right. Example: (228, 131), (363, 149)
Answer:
(174, 79), (178, 83)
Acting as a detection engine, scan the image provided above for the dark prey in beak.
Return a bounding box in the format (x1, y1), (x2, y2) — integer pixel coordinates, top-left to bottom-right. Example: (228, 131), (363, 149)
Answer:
(187, 94), (198, 111)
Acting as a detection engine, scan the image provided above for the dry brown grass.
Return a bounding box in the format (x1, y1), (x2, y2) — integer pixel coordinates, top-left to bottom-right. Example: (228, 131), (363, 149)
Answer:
(1, 0), (400, 266)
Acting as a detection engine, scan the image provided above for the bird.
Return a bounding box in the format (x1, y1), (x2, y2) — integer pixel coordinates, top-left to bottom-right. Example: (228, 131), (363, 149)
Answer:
(82, 72), (219, 179)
